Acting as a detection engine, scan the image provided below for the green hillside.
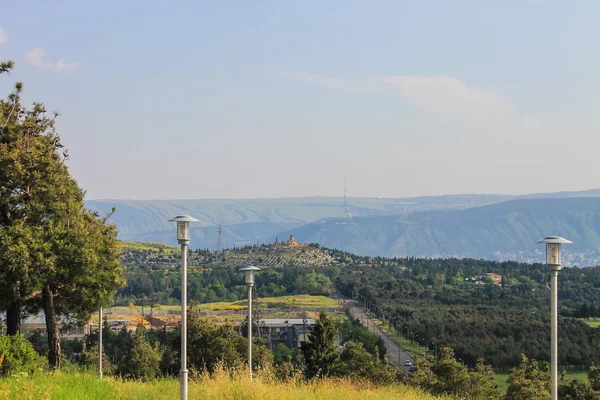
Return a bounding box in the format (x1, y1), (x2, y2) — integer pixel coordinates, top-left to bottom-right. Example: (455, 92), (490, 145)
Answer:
(277, 197), (600, 264)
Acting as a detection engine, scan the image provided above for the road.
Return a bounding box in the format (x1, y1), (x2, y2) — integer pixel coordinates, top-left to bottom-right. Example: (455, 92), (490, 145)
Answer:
(331, 292), (413, 370)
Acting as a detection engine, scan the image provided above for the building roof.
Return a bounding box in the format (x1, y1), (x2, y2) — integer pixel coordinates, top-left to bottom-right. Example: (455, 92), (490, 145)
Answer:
(260, 318), (315, 326)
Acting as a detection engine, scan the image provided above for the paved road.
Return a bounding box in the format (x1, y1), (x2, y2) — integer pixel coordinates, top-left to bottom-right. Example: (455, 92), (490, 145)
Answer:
(331, 293), (413, 370)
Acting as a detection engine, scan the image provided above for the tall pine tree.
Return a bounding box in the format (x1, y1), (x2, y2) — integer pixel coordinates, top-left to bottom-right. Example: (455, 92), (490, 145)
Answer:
(0, 61), (123, 368)
(301, 311), (340, 379)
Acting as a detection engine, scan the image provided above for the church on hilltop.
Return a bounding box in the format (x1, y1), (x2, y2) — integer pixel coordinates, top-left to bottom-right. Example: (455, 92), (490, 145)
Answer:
(272, 235), (306, 248)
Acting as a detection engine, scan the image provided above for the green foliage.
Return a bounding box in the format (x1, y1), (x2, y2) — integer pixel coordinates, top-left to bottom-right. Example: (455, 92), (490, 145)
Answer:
(82, 344), (113, 376)
(294, 270), (331, 295)
(505, 355), (551, 400)
(173, 309), (271, 374)
(469, 359), (503, 400)
(408, 348), (500, 399)
(336, 341), (396, 384)
(0, 333), (43, 376)
(0, 62), (124, 370)
(118, 327), (161, 380)
(273, 343), (293, 365)
(301, 311), (340, 379)
(340, 317), (386, 360)
(430, 348), (471, 397)
(558, 379), (598, 400)
(589, 364), (600, 391)
(117, 246), (334, 305)
(336, 255), (600, 369)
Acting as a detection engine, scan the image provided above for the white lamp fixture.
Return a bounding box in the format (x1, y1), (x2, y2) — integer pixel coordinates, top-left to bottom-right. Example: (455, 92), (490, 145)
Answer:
(536, 235), (572, 400)
(537, 236), (572, 268)
(169, 215), (198, 244)
(240, 265), (261, 286)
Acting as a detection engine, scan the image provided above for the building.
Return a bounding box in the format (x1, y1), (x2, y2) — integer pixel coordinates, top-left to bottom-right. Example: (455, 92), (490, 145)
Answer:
(471, 273), (502, 285)
(254, 318), (315, 351)
(19, 314), (89, 339)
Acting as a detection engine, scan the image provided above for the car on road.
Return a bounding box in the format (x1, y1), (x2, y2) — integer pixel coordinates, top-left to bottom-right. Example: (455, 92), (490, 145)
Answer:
(404, 359), (412, 366)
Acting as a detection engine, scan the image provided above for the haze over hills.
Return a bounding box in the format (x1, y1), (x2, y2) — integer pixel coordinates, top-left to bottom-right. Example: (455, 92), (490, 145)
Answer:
(274, 197), (600, 265)
(85, 194), (511, 246)
(85, 189), (600, 264)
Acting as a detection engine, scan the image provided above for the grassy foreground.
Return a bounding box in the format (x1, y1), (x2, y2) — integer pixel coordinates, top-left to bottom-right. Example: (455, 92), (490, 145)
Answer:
(0, 369), (444, 400)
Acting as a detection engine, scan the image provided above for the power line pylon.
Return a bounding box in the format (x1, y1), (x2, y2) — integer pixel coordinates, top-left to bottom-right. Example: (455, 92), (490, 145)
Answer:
(344, 177), (355, 224)
(216, 223), (223, 251)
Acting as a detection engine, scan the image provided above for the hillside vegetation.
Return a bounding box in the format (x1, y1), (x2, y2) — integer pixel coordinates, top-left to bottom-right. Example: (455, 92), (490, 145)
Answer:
(117, 243), (337, 305)
(118, 241), (600, 371)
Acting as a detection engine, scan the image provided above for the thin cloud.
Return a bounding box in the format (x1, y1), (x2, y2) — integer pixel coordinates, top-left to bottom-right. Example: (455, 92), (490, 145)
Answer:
(0, 27), (8, 44)
(278, 72), (360, 91)
(24, 48), (79, 73)
(281, 72), (517, 122)
(372, 75), (514, 119)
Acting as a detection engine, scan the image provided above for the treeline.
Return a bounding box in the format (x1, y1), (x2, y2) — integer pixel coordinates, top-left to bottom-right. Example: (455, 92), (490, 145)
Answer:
(20, 311), (393, 384)
(336, 257), (600, 369)
(117, 248), (337, 305)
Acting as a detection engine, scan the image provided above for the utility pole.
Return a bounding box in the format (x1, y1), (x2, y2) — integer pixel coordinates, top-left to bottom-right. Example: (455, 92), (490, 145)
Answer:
(216, 223), (223, 252)
(343, 177), (355, 224)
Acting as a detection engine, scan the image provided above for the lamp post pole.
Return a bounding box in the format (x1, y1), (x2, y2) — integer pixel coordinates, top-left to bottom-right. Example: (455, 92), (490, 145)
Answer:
(169, 215), (198, 400)
(240, 266), (261, 381)
(98, 306), (102, 380)
(180, 240), (188, 398)
(537, 236), (572, 400)
(550, 267), (558, 400)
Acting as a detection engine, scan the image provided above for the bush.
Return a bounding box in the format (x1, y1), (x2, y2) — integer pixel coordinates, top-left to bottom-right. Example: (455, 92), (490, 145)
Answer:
(118, 327), (161, 380)
(0, 334), (43, 376)
(82, 344), (113, 376)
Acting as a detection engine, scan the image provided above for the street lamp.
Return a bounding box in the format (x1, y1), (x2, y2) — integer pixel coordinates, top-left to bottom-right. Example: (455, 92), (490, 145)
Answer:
(169, 215), (199, 400)
(98, 306), (103, 380)
(537, 236), (572, 400)
(239, 265), (261, 381)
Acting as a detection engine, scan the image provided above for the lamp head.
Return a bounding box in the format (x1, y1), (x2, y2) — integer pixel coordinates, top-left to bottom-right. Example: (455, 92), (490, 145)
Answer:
(536, 236), (572, 269)
(168, 215), (199, 244)
(239, 265), (261, 286)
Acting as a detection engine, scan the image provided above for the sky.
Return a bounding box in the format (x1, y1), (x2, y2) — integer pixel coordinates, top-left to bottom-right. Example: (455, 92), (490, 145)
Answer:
(1, 1), (599, 200)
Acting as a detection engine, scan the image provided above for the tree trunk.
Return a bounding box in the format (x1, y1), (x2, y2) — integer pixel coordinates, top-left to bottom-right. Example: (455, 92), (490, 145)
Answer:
(43, 285), (61, 369)
(6, 280), (22, 335)
(5, 299), (21, 335)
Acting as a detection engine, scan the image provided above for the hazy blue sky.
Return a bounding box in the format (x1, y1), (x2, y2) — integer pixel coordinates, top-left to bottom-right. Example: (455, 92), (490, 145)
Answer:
(1, 1), (599, 199)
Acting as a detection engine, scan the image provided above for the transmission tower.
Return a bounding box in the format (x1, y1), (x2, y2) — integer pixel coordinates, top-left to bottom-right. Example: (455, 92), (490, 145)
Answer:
(344, 177), (355, 224)
(216, 223), (223, 251)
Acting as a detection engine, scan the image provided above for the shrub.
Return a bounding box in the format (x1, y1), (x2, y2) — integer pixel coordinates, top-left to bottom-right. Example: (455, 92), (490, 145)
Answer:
(0, 333), (43, 376)
(118, 327), (161, 380)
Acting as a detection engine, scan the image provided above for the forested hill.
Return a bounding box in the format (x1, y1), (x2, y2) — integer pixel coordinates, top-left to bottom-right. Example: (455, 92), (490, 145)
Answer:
(276, 197), (600, 264)
(119, 241), (600, 369)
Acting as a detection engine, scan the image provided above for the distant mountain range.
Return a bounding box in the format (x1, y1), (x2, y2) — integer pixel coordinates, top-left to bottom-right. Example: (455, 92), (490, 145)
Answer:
(85, 189), (600, 265)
